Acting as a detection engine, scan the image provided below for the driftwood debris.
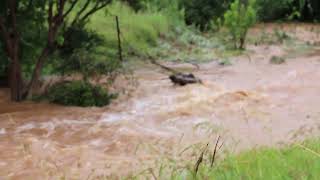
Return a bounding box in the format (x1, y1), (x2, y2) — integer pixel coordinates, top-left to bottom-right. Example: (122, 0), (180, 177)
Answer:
(169, 73), (202, 86)
(149, 58), (202, 86)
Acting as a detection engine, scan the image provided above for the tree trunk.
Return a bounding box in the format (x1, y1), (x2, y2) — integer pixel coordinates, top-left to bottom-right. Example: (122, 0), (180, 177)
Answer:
(4, 37), (23, 101)
(0, 0), (23, 101)
(239, 32), (247, 50)
(26, 46), (50, 98)
(9, 55), (23, 101)
(25, 0), (62, 98)
(239, 37), (245, 49)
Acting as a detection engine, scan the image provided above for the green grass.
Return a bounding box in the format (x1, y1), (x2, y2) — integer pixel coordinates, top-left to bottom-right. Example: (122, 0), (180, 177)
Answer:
(191, 140), (320, 180)
(88, 2), (172, 59)
(87, 2), (222, 63)
(132, 139), (320, 180)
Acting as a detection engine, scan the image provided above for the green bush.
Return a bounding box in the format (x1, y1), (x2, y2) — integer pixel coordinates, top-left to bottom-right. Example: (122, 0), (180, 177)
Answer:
(52, 48), (121, 80)
(224, 0), (257, 49)
(51, 25), (123, 79)
(183, 0), (231, 31)
(256, 0), (292, 21)
(58, 25), (105, 59)
(256, 0), (320, 22)
(46, 81), (116, 107)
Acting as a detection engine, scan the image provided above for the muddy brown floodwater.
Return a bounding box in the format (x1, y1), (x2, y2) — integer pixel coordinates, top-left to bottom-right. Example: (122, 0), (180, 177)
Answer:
(1, 24), (320, 179)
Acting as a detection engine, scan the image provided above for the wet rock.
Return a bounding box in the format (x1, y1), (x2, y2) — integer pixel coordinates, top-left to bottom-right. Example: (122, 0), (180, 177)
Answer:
(169, 73), (202, 86)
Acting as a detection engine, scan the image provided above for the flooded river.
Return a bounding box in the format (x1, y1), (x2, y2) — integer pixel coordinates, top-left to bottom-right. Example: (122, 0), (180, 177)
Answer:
(1, 25), (320, 179)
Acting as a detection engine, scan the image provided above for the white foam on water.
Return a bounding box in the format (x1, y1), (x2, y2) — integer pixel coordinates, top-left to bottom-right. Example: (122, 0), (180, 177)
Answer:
(90, 139), (103, 147)
(135, 125), (174, 137)
(15, 123), (36, 133)
(100, 113), (124, 123)
(287, 70), (298, 78)
(61, 119), (94, 125)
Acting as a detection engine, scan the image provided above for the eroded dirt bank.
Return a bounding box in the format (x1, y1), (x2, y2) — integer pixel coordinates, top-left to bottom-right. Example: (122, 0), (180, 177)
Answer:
(1, 24), (320, 179)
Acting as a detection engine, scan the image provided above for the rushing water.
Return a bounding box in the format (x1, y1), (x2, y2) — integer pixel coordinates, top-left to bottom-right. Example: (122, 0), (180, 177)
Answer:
(1, 26), (320, 179)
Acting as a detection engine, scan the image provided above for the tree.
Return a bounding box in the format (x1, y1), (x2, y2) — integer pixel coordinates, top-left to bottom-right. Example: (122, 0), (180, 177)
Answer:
(27, 0), (112, 97)
(0, 0), (112, 101)
(224, 0), (257, 49)
(0, 2), (22, 100)
(0, 0), (43, 101)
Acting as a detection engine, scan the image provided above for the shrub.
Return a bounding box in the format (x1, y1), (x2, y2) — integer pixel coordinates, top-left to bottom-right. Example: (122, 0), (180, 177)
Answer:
(53, 48), (121, 80)
(183, 0), (231, 31)
(224, 0), (257, 49)
(257, 0), (320, 22)
(50, 24), (123, 79)
(256, 0), (293, 21)
(58, 25), (105, 59)
(46, 81), (116, 107)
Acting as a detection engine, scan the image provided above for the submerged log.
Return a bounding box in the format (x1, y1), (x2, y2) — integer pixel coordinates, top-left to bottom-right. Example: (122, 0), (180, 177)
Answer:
(169, 72), (202, 86)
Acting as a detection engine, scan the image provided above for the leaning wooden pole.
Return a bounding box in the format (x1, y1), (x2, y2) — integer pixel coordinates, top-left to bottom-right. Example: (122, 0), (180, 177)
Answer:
(115, 16), (123, 62)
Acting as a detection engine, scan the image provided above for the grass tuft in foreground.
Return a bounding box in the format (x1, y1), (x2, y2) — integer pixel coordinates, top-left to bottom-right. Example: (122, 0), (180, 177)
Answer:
(132, 139), (320, 180)
(188, 140), (320, 180)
